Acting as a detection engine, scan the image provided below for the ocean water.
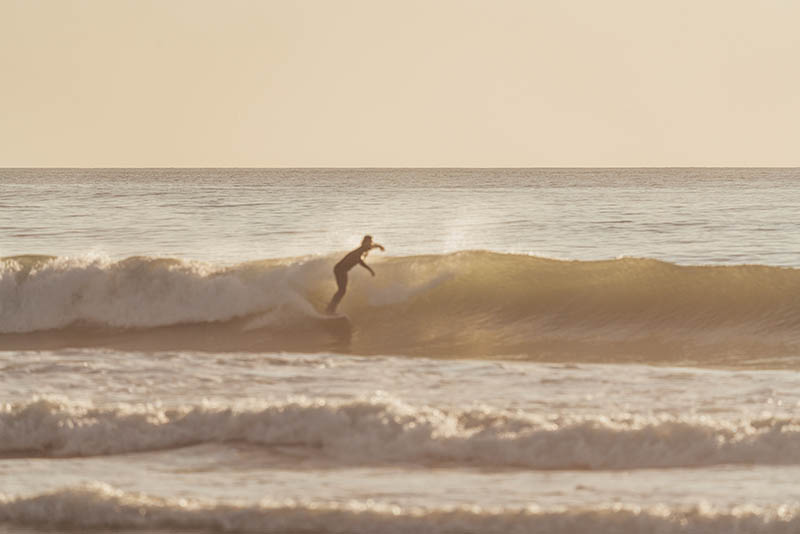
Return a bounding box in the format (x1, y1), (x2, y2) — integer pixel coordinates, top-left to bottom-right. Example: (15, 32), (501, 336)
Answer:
(2, 168), (800, 533)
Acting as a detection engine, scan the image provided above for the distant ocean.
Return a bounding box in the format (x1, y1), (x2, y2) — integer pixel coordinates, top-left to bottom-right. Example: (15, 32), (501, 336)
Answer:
(2, 168), (800, 533)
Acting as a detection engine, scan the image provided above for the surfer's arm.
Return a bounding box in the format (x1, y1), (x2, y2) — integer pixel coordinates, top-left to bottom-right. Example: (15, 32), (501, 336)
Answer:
(372, 243), (385, 251)
(359, 259), (375, 276)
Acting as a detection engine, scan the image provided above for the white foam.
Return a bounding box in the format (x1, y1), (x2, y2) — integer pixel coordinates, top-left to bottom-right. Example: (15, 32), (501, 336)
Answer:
(4, 253), (800, 365)
(3, 396), (800, 469)
(0, 255), (330, 333)
(1, 482), (798, 533)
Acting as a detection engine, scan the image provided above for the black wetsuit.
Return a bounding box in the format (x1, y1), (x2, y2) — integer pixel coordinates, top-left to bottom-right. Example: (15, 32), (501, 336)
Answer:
(327, 245), (377, 313)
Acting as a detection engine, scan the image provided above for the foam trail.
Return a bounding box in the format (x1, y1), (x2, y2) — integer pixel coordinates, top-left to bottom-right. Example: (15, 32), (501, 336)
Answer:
(1, 483), (798, 534)
(3, 397), (800, 469)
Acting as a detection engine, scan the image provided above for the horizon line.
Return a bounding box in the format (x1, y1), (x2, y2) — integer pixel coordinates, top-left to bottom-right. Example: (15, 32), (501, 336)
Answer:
(3, 166), (800, 170)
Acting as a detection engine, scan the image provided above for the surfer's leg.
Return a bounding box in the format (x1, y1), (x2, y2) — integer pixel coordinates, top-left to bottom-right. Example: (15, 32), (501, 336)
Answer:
(326, 269), (348, 313)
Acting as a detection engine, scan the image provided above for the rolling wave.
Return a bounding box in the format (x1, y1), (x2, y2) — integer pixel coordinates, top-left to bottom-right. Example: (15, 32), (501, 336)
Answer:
(1, 483), (798, 533)
(3, 396), (800, 469)
(2, 252), (800, 364)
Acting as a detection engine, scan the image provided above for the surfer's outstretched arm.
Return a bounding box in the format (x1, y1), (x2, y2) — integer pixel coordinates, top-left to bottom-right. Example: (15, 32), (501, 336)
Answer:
(359, 259), (375, 276)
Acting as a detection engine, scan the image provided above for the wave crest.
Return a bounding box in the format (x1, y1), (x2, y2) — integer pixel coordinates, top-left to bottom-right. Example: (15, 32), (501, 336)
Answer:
(3, 396), (800, 469)
(3, 252), (800, 364)
(1, 483), (799, 533)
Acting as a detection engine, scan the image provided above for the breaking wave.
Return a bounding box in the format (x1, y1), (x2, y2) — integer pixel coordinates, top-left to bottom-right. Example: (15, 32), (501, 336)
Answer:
(3, 396), (800, 469)
(1, 483), (799, 534)
(2, 252), (800, 364)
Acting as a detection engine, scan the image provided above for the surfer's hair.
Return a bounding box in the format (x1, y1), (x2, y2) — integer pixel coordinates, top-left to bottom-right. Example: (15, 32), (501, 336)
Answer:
(362, 235), (373, 246)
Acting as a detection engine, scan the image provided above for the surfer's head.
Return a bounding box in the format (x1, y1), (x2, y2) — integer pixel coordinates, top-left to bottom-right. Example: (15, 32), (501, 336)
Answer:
(362, 235), (373, 247)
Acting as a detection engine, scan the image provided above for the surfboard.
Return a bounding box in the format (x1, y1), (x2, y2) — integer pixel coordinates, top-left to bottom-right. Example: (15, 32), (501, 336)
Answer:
(314, 313), (352, 338)
(315, 313), (350, 326)
(318, 312), (349, 323)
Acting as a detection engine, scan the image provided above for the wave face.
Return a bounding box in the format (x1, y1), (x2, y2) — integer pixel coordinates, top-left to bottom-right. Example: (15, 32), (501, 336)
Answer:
(1, 483), (799, 534)
(3, 396), (800, 469)
(2, 252), (800, 364)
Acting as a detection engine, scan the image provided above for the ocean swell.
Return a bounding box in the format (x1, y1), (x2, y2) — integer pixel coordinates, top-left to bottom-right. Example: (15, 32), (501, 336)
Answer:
(2, 252), (800, 364)
(1, 483), (799, 534)
(3, 396), (800, 470)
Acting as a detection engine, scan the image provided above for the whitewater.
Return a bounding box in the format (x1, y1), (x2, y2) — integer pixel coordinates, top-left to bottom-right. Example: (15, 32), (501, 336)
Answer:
(2, 168), (800, 534)
(3, 252), (800, 364)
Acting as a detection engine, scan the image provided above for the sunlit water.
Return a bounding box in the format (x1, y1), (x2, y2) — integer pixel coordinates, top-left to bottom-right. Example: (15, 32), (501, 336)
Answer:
(2, 167), (800, 265)
(2, 168), (800, 533)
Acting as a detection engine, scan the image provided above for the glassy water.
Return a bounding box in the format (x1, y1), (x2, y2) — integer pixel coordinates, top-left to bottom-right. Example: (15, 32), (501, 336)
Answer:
(2, 167), (799, 265)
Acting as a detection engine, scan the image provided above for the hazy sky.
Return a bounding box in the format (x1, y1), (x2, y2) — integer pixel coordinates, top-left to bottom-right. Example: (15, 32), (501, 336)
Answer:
(2, 0), (799, 167)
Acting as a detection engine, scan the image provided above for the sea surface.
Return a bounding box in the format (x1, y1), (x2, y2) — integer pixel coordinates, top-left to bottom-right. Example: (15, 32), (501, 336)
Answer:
(2, 168), (800, 533)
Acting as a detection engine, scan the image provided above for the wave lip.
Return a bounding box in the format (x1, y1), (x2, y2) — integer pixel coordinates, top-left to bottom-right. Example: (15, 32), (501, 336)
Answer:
(4, 396), (800, 470)
(3, 252), (800, 364)
(1, 483), (799, 534)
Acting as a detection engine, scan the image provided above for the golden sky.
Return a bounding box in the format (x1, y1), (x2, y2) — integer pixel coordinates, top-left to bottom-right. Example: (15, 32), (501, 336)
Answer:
(2, 0), (799, 166)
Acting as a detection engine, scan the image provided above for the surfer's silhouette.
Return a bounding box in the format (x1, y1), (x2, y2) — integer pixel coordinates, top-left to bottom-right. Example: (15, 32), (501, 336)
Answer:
(326, 235), (385, 314)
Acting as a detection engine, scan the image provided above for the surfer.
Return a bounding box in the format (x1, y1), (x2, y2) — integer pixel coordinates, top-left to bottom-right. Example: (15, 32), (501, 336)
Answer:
(326, 235), (385, 314)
